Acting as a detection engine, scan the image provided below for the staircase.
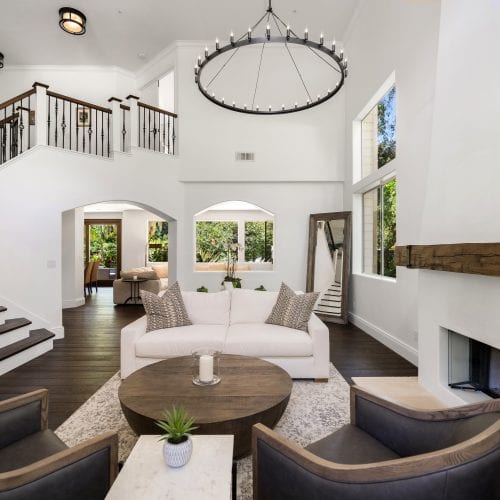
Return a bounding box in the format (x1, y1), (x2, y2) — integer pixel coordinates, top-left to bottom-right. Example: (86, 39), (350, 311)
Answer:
(314, 282), (342, 317)
(0, 306), (55, 375)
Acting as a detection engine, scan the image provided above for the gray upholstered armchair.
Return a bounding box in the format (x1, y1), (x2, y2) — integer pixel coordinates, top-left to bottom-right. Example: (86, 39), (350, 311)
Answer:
(0, 389), (118, 500)
(253, 385), (500, 500)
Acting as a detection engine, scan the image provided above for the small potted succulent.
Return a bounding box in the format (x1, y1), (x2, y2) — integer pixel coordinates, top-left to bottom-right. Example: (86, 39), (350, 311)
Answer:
(156, 405), (198, 468)
(197, 285), (208, 293)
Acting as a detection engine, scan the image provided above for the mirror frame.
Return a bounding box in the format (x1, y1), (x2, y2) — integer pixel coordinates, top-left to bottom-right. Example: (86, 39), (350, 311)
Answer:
(306, 211), (352, 325)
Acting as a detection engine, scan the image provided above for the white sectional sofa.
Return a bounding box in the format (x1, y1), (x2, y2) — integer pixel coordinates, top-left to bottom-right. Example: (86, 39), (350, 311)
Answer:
(120, 288), (330, 380)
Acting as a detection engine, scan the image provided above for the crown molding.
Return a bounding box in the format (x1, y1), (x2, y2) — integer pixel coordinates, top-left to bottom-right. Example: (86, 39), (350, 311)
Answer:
(3, 64), (135, 79)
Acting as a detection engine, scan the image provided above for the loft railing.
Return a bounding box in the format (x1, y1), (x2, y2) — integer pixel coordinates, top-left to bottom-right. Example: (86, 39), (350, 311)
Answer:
(0, 82), (178, 165)
(0, 87), (36, 165)
(137, 101), (176, 155)
(47, 90), (112, 157)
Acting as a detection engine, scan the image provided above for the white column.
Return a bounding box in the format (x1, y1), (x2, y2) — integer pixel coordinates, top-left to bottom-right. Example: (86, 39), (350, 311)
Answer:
(33, 82), (48, 146)
(108, 97), (122, 154)
(237, 221), (245, 263)
(127, 95), (140, 148)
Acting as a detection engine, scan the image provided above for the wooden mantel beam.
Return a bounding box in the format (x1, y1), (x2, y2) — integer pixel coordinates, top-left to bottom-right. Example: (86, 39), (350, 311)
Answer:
(395, 243), (500, 277)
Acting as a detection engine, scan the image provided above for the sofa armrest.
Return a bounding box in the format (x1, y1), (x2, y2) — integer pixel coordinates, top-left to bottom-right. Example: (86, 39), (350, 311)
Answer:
(120, 315), (148, 378)
(0, 432), (118, 498)
(0, 390), (48, 448)
(307, 313), (330, 379)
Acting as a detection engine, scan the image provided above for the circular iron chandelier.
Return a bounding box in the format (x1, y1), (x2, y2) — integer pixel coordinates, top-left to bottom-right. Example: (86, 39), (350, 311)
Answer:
(195, 0), (348, 115)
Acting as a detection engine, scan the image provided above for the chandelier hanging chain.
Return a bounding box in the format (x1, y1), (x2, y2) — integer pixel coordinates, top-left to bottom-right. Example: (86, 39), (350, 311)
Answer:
(194, 0), (349, 114)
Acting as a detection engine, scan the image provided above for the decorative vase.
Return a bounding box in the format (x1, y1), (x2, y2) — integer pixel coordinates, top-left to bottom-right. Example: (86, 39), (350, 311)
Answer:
(224, 281), (234, 291)
(163, 436), (193, 468)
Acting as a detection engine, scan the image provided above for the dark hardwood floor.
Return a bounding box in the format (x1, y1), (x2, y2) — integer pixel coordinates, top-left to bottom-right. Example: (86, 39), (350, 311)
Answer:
(0, 288), (416, 428)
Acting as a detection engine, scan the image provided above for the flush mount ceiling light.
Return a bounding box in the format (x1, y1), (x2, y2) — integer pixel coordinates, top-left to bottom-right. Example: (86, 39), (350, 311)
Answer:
(59, 7), (87, 35)
(194, 0), (348, 115)
(0, 53), (3, 69)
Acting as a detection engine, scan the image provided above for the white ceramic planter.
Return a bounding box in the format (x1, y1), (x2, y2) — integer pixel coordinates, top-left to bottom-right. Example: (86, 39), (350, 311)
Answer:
(223, 281), (234, 291)
(163, 436), (193, 468)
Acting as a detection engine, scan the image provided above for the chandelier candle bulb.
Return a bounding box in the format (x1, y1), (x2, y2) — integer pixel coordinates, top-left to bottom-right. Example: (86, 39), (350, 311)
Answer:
(221, 97), (225, 104)
(268, 105), (272, 112)
(340, 49), (344, 60)
(319, 33), (324, 45)
(304, 28), (308, 41)
(197, 55), (202, 65)
(205, 47), (209, 58)
(248, 28), (252, 41)
(194, 65), (198, 75)
(317, 94), (321, 101)
(266, 24), (270, 39)
(286, 25), (291, 39)
(332, 40), (336, 53)
(294, 102), (298, 109)
(307, 99), (310, 105)
(281, 104), (285, 111)
(215, 38), (220, 50)
(230, 31), (234, 44)
(256, 105), (259, 111)
(199, 354), (214, 383)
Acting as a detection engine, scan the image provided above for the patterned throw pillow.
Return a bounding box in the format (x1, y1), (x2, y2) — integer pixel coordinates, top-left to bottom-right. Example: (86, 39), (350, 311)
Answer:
(141, 282), (192, 332)
(266, 283), (319, 332)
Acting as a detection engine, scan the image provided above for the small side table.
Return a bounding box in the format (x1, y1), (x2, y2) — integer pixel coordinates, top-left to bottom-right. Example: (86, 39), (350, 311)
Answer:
(105, 435), (234, 500)
(122, 278), (148, 304)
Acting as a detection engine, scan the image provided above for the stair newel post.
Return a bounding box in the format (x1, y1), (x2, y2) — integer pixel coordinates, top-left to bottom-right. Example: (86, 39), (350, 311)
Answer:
(32, 82), (49, 147)
(108, 97), (122, 154)
(126, 95), (140, 148)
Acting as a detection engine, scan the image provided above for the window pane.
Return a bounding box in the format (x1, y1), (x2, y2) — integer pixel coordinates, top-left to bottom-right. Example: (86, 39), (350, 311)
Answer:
(195, 221), (238, 262)
(382, 179), (397, 277)
(148, 221), (168, 262)
(361, 87), (396, 177)
(378, 87), (396, 168)
(244, 221), (274, 262)
(363, 188), (379, 275)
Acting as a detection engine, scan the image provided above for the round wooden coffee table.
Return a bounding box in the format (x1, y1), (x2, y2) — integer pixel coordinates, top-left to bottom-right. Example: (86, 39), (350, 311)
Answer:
(119, 355), (292, 458)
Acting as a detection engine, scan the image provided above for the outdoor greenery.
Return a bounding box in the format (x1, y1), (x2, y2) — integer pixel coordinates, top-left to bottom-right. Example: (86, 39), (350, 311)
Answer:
(377, 86), (396, 168)
(156, 405), (198, 445)
(148, 221), (168, 262)
(195, 222), (238, 262)
(381, 179), (397, 278)
(88, 224), (117, 268)
(244, 221), (274, 262)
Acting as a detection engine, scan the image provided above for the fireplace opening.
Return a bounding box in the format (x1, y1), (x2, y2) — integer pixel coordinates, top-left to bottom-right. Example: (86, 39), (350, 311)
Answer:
(448, 330), (500, 398)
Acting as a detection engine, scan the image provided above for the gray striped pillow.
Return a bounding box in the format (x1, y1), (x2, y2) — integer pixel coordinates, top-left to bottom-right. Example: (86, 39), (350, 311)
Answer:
(141, 282), (192, 332)
(266, 282), (319, 332)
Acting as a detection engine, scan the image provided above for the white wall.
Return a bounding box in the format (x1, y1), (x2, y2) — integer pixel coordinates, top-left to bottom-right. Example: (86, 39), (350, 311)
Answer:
(343, 0), (442, 364)
(61, 207), (84, 309)
(0, 66), (137, 107)
(417, 0), (500, 404)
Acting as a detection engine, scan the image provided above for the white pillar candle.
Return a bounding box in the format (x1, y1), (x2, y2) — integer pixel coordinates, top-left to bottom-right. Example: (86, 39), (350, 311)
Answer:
(199, 354), (214, 383)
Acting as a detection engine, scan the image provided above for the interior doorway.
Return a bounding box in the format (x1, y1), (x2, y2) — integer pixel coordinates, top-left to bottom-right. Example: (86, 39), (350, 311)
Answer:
(84, 219), (122, 286)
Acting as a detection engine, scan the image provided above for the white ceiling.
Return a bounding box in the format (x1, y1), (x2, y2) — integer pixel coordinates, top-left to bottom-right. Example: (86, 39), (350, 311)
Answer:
(0, 0), (361, 72)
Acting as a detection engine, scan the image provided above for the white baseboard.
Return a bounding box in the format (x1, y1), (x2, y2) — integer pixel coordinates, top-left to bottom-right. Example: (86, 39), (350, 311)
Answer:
(62, 297), (85, 309)
(348, 312), (418, 366)
(51, 325), (65, 339)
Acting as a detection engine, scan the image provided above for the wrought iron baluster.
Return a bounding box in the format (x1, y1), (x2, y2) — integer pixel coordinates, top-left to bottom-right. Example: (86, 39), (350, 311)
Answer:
(172, 117), (176, 155)
(122, 108), (126, 152)
(167, 116), (171, 154)
(28, 94), (31, 151)
(82, 106), (86, 152)
(54, 98), (59, 147)
(88, 106), (92, 154)
(61, 99), (66, 149)
(95, 108), (97, 155)
(76, 103), (79, 152)
(101, 111), (104, 156)
(47, 95), (51, 146)
(10, 103), (14, 160)
(143, 106), (146, 148)
(148, 109), (151, 150)
(18, 99), (24, 155)
(69, 101), (72, 150)
(107, 112), (110, 157)
(162, 113), (166, 153)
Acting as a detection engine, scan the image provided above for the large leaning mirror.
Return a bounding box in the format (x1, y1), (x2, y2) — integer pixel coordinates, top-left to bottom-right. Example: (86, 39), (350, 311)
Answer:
(306, 212), (352, 325)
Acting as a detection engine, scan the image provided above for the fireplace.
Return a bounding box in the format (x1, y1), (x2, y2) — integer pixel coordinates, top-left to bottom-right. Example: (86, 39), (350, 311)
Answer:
(448, 330), (500, 398)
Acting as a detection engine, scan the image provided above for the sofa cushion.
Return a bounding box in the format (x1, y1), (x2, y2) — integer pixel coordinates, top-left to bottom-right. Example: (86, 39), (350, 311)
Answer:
(152, 264), (168, 278)
(135, 324), (227, 358)
(182, 291), (230, 325)
(225, 323), (313, 357)
(266, 282), (318, 332)
(141, 283), (192, 332)
(230, 289), (279, 324)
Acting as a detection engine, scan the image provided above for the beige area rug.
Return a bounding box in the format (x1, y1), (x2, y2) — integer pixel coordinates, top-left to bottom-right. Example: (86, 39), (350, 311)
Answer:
(56, 365), (350, 499)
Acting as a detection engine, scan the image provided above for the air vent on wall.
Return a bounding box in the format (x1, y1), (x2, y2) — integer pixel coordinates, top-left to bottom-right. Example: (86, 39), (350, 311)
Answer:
(235, 152), (255, 162)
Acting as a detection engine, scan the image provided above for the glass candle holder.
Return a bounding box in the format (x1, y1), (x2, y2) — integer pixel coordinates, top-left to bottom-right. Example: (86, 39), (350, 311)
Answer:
(192, 349), (221, 386)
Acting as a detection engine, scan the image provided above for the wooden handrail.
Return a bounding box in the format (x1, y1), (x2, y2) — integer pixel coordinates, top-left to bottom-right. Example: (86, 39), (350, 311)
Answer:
(0, 89), (36, 112)
(0, 112), (19, 126)
(137, 101), (177, 118)
(46, 90), (112, 114)
(120, 104), (130, 111)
